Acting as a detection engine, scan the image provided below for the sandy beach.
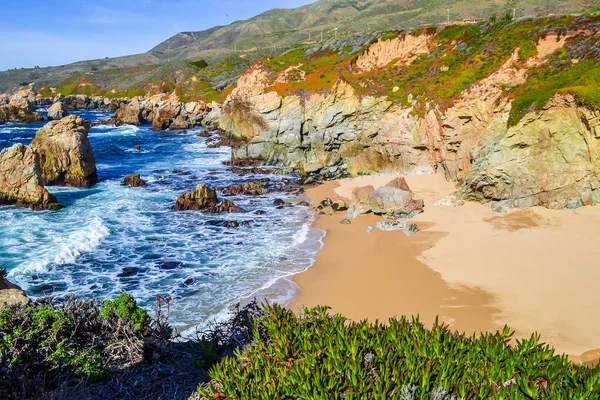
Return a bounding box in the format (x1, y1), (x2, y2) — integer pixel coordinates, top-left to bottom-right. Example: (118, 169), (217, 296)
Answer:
(290, 173), (600, 360)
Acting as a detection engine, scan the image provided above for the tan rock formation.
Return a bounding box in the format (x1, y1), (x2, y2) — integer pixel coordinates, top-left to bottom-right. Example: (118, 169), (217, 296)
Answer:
(0, 143), (60, 210)
(217, 31), (600, 211)
(0, 92), (44, 124)
(30, 116), (98, 188)
(461, 94), (600, 210)
(47, 101), (67, 120)
(115, 98), (144, 126)
(0, 277), (29, 308)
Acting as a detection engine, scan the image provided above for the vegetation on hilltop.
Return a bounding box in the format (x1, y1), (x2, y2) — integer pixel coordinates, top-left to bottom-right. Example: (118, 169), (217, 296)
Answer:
(0, 0), (593, 93)
(253, 12), (600, 125)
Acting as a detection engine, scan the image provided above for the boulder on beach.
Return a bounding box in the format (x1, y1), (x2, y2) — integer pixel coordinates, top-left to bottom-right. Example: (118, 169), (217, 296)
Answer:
(221, 181), (269, 196)
(30, 115), (98, 188)
(348, 178), (424, 218)
(0, 143), (61, 210)
(47, 101), (67, 120)
(122, 174), (147, 187)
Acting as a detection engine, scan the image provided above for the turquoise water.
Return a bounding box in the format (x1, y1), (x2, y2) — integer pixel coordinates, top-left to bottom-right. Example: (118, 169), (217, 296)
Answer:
(0, 111), (323, 332)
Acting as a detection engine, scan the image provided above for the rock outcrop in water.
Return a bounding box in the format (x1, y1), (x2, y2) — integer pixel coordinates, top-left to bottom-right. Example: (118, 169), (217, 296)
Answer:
(0, 89), (44, 124)
(113, 94), (209, 129)
(0, 143), (61, 210)
(30, 115), (98, 188)
(221, 181), (269, 196)
(47, 101), (67, 120)
(122, 174), (147, 187)
(173, 184), (244, 212)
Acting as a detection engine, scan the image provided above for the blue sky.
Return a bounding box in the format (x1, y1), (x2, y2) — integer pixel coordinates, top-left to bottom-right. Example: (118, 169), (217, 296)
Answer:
(0, 0), (314, 71)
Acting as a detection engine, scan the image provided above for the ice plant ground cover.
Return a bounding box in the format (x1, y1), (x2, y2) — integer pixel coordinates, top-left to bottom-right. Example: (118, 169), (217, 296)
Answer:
(200, 304), (600, 399)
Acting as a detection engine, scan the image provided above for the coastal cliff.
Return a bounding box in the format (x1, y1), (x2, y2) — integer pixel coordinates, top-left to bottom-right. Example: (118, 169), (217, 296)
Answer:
(216, 16), (600, 210)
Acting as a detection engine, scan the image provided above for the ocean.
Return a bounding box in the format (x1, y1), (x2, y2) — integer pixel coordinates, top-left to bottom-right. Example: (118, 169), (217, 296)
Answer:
(0, 110), (323, 333)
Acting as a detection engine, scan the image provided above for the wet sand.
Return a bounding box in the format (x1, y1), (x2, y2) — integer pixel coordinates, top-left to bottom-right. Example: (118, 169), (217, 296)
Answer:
(290, 173), (600, 358)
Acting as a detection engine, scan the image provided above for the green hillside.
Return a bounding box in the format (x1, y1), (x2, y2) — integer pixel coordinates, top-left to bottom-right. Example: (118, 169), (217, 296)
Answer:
(0, 0), (594, 97)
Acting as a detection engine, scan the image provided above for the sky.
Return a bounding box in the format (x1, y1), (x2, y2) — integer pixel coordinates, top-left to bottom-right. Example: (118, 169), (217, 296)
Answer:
(0, 0), (315, 71)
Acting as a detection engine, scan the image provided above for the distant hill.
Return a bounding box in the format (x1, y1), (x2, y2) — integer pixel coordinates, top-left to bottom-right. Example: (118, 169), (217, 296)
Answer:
(0, 0), (591, 93)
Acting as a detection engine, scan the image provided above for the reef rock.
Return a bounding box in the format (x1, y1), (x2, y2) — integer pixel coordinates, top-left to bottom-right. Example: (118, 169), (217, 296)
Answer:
(0, 143), (60, 210)
(122, 174), (147, 187)
(47, 101), (67, 120)
(207, 198), (245, 213)
(173, 184), (244, 212)
(30, 115), (98, 188)
(153, 102), (184, 130)
(221, 181), (269, 196)
(173, 184), (219, 210)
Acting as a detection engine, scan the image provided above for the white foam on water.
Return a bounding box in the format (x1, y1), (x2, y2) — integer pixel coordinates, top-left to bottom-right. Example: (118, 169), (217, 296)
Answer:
(1, 119), (327, 334)
(16, 217), (110, 275)
(89, 124), (140, 137)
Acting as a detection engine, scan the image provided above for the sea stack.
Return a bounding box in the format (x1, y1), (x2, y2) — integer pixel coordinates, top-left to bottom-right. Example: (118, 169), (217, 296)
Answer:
(0, 143), (61, 210)
(30, 115), (98, 188)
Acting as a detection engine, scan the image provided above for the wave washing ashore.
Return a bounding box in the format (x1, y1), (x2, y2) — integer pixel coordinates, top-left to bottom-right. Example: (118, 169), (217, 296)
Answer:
(0, 110), (323, 333)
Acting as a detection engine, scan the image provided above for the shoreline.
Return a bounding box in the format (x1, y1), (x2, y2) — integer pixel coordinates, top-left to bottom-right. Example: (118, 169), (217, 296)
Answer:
(289, 173), (600, 362)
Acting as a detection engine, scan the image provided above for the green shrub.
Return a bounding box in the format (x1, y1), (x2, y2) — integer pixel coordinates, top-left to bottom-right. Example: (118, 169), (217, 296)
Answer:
(380, 31), (398, 42)
(100, 292), (150, 333)
(0, 301), (109, 383)
(0, 294), (162, 398)
(200, 304), (600, 399)
(190, 59), (209, 69)
(267, 49), (306, 71)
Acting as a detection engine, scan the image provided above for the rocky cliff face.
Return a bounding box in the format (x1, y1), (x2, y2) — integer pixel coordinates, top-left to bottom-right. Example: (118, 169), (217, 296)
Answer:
(461, 95), (600, 210)
(216, 30), (600, 210)
(0, 143), (60, 210)
(30, 115), (98, 188)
